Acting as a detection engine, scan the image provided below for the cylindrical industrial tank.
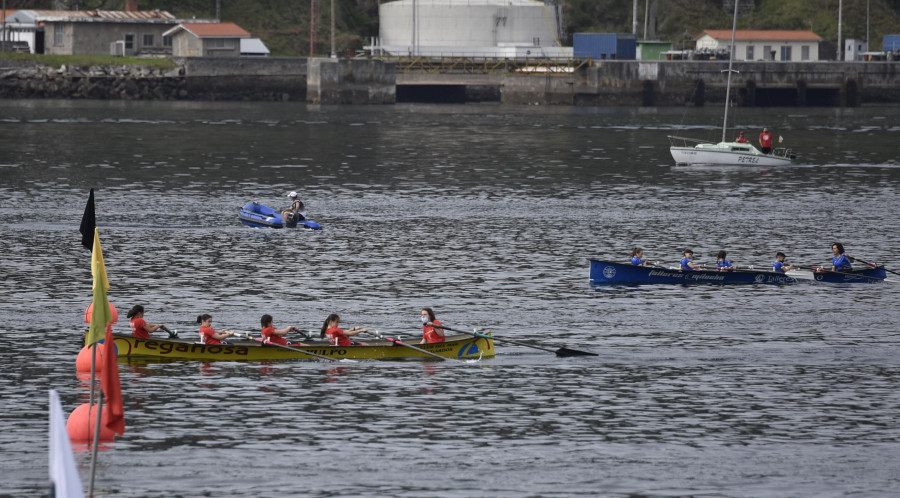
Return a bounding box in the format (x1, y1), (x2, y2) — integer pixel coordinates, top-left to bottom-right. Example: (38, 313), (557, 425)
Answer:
(379, 0), (561, 49)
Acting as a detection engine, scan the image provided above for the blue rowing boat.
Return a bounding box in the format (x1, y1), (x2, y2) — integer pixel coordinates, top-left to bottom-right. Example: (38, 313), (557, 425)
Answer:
(238, 202), (322, 230)
(809, 266), (887, 283)
(589, 260), (887, 285)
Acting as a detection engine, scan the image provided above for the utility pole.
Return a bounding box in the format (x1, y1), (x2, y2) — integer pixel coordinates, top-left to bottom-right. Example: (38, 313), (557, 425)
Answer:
(643, 0), (648, 40)
(866, 0), (870, 46)
(2, 0), (6, 54)
(632, 0), (637, 35)
(412, 0), (417, 56)
(330, 0), (335, 57)
(837, 0), (842, 61)
(310, 0), (316, 57)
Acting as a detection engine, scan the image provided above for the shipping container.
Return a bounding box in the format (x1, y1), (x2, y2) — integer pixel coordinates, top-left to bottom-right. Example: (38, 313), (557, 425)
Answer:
(573, 33), (636, 60)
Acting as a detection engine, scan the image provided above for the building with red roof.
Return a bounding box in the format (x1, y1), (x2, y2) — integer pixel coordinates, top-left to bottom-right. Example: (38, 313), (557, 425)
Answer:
(694, 30), (824, 62)
(163, 22), (251, 58)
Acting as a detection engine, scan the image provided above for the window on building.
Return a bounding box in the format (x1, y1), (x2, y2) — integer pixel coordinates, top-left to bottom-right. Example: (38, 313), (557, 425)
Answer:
(125, 34), (134, 50)
(163, 35), (172, 47)
(143, 34), (154, 47)
(746, 45), (754, 60)
(54, 25), (63, 46)
(780, 46), (792, 61)
(763, 45), (772, 60)
(208, 38), (236, 49)
(801, 46), (810, 60)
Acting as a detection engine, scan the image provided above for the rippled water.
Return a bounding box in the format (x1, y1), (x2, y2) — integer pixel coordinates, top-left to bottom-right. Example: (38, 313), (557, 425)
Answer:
(1, 100), (899, 497)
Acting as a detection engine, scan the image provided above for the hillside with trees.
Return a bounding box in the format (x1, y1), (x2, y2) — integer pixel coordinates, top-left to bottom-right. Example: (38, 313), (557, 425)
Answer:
(6, 0), (900, 56)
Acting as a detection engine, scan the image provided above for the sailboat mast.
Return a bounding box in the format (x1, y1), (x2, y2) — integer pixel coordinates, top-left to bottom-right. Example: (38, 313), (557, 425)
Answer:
(722, 0), (740, 143)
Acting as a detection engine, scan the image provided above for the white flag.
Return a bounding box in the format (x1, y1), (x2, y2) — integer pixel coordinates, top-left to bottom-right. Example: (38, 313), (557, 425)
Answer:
(49, 390), (85, 498)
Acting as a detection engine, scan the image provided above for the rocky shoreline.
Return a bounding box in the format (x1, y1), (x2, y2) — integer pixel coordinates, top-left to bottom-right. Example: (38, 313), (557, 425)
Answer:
(0, 62), (189, 100)
(0, 59), (305, 101)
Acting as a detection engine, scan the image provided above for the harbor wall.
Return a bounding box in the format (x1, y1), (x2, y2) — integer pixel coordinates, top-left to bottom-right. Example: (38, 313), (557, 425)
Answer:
(179, 57), (307, 101)
(1, 57), (899, 106)
(307, 58), (396, 104)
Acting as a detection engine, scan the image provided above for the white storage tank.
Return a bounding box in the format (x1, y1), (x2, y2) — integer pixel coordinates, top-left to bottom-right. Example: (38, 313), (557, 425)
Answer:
(376, 0), (565, 57)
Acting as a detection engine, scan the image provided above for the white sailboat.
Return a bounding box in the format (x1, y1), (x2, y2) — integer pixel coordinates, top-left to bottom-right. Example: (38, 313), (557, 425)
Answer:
(668, 0), (795, 167)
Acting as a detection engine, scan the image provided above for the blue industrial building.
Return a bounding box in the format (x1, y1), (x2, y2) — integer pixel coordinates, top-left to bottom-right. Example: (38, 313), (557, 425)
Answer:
(573, 33), (637, 60)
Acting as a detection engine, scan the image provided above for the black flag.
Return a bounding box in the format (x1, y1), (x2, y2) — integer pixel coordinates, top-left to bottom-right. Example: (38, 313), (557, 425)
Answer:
(79, 188), (96, 251)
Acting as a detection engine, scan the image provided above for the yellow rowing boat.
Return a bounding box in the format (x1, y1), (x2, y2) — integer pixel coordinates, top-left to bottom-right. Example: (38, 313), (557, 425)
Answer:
(111, 333), (494, 361)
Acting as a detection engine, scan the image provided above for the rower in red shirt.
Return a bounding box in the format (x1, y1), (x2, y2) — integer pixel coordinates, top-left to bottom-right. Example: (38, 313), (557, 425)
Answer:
(196, 314), (234, 345)
(320, 313), (369, 346)
(127, 305), (170, 339)
(260, 314), (303, 345)
(419, 307), (445, 344)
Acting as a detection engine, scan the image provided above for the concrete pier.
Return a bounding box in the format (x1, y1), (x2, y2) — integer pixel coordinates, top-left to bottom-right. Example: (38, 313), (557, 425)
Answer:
(397, 60), (900, 107)
(307, 58), (396, 105)
(1, 57), (898, 106)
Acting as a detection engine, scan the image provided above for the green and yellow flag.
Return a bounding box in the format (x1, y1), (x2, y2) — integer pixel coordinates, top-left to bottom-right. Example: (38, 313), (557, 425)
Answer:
(86, 228), (111, 346)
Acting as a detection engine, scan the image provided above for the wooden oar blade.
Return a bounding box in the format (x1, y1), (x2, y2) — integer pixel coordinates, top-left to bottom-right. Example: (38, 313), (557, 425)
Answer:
(555, 347), (598, 357)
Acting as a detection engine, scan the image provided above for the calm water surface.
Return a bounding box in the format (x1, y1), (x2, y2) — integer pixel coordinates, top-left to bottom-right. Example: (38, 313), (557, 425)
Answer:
(1, 100), (899, 497)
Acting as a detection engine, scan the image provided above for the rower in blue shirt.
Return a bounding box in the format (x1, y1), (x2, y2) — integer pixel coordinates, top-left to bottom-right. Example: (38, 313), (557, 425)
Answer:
(831, 242), (854, 271)
(631, 247), (648, 266)
(716, 250), (733, 270)
(681, 249), (701, 271)
(773, 252), (794, 273)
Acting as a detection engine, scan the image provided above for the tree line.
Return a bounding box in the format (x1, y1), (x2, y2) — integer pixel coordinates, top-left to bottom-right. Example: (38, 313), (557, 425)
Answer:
(8, 0), (900, 56)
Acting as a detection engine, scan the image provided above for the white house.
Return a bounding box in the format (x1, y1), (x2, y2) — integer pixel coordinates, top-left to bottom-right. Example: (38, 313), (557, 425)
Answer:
(694, 30), (823, 62)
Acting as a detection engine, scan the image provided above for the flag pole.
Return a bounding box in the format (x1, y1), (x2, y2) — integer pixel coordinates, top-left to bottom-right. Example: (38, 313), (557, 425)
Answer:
(88, 379), (104, 496)
(85, 344), (97, 455)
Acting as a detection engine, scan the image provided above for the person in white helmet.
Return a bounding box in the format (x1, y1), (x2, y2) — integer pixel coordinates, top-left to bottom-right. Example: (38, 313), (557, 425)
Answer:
(281, 191), (305, 225)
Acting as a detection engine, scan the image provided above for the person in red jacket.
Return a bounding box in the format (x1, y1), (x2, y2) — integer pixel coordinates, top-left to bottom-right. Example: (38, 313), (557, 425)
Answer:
(758, 127), (773, 154)
(127, 305), (170, 339)
(419, 307), (445, 344)
(320, 313), (369, 346)
(196, 314), (234, 345)
(735, 131), (749, 143)
(260, 314), (303, 346)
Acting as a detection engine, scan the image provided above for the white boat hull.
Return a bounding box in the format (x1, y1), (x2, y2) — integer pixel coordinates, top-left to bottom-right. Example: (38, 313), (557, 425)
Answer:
(669, 138), (794, 167)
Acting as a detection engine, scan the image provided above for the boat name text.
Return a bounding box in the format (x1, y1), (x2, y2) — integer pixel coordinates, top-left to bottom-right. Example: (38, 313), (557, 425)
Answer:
(142, 340), (251, 356)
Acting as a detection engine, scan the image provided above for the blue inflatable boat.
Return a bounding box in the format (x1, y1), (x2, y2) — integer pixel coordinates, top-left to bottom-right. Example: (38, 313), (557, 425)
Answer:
(238, 202), (322, 230)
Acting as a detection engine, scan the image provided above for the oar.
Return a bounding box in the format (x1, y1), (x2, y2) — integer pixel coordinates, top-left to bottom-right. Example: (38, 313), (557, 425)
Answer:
(793, 266), (886, 281)
(434, 325), (598, 357)
(852, 258), (900, 277)
(233, 333), (337, 361)
(366, 331), (446, 361)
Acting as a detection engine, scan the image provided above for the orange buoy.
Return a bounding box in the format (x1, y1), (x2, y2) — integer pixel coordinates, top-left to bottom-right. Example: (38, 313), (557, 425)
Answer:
(76, 344), (104, 373)
(66, 403), (116, 442)
(84, 302), (119, 325)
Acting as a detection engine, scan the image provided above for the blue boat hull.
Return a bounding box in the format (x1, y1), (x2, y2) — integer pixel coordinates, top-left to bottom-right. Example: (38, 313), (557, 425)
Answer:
(590, 260), (804, 285)
(590, 260), (886, 285)
(238, 202), (322, 230)
(811, 267), (886, 283)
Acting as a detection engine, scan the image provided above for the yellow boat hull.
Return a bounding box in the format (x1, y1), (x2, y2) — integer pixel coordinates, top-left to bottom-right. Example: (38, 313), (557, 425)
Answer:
(111, 333), (494, 361)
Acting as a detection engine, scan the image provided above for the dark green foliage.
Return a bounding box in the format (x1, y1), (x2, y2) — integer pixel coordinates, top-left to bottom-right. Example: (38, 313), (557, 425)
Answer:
(7, 0), (900, 55)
